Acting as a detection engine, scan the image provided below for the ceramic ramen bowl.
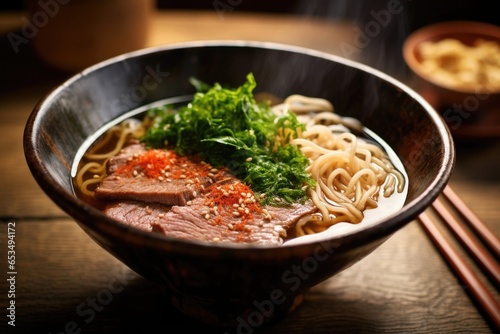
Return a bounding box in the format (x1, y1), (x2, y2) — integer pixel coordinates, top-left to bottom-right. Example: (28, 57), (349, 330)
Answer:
(24, 41), (455, 328)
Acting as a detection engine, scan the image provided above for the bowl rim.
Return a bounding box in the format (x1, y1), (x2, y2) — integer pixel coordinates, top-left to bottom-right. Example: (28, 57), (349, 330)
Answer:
(402, 20), (500, 95)
(24, 40), (455, 255)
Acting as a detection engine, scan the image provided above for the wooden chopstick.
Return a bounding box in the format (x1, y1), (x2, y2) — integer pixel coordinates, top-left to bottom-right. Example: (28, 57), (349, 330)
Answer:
(432, 196), (500, 288)
(442, 185), (500, 260)
(418, 211), (500, 330)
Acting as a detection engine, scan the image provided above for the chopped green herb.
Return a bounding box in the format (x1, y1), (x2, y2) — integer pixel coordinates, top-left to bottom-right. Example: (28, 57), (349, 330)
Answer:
(142, 73), (315, 205)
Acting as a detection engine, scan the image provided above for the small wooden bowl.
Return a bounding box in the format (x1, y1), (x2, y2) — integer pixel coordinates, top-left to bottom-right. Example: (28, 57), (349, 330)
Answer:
(403, 21), (500, 138)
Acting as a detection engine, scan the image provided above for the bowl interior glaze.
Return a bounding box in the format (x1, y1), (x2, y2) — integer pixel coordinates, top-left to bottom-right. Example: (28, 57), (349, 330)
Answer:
(24, 41), (455, 327)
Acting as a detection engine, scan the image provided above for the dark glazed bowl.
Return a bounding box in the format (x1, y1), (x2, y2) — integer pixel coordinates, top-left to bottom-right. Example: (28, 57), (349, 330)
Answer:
(24, 41), (455, 328)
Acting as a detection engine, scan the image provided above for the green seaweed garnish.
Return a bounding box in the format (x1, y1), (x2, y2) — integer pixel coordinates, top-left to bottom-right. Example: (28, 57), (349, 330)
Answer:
(142, 73), (315, 205)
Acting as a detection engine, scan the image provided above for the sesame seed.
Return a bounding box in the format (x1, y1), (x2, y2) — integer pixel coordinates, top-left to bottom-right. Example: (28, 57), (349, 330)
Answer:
(186, 201), (192, 206)
(204, 214), (210, 219)
(232, 212), (240, 217)
(210, 168), (218, 173)
(192, 191), (197, 197)
(245, 157), (252, 162)
(228, 223), (234, 230)
(213, 237), (220, 242)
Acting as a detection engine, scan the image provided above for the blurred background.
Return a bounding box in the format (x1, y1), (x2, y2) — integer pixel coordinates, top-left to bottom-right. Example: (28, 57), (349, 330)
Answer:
(1, 0), (498, 26)
(1, 0), (497, 75)
(0, 0), (498, 97)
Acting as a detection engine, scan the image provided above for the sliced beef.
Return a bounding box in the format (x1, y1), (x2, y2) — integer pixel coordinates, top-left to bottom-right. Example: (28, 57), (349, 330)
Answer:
(106, 141), (145, 174)
(95, 143), (214, 206)
(104, 180), (317, 245)
(103, 201), (167, 232)
(96, 177), (198, 206)
(151, 197), (316, 245)
(105, 198), (316, 245)
(98, 144), (318, 245)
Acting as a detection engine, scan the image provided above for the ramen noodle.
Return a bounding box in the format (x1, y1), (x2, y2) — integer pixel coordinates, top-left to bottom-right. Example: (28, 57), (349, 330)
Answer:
(272, 95), (404, 236)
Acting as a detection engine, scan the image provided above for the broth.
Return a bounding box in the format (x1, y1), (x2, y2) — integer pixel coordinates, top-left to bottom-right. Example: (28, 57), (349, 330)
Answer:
(72, 81), (408, 245)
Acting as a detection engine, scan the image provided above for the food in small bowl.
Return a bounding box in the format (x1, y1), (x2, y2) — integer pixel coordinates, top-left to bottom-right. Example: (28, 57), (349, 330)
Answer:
(417, 37), (500, 93)
(403, 21), (500, 138)
(24, 41), (455, 327)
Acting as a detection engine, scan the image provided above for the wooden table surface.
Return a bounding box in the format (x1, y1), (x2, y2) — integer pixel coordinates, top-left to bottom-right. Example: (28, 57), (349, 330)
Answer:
(1, 9), (499, 334)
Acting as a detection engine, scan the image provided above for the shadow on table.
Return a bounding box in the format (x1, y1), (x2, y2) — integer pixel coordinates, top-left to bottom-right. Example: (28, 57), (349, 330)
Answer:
(12, 275), (380, 334)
